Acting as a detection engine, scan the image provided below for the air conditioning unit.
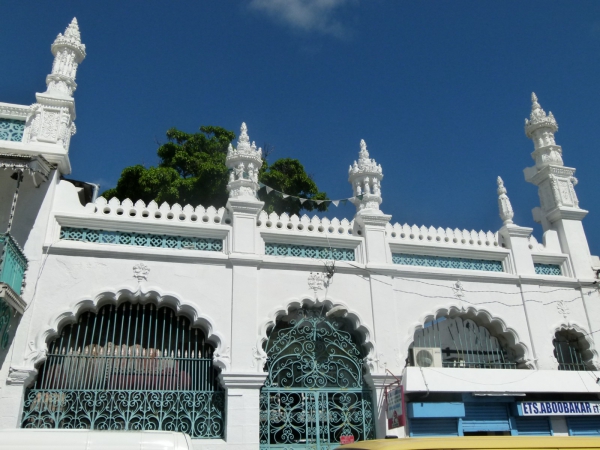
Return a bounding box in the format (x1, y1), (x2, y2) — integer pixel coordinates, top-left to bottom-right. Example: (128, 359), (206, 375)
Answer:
(412, 347), (443, 368)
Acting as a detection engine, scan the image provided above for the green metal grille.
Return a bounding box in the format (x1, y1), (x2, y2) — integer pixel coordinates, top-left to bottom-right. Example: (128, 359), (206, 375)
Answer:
(0, 233), (28, 295)
(260, 308), (374, 450)
(22, 303), (225, 438)
(534, 263), (562, 276)
(265, 243), (355, 261)
(553, 329), (591, 371)
(411, 316), (517, 369)
(392, 253), (503, 272)
(0, 118), (25, 142)
(60, 227), (223, 252)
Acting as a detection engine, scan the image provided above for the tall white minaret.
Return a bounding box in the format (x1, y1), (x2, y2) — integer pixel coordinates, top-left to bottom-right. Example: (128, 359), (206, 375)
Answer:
(23, 18), (86, 162)
(524, 93), (592, 278)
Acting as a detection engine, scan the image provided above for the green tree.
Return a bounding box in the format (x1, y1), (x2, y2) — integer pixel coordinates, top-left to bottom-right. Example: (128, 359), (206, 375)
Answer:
(103, 126), (328, 215)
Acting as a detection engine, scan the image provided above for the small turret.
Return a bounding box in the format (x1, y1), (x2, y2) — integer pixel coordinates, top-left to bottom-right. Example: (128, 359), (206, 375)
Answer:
(348, 140), (384, 215)
(226, 123), (263, 200)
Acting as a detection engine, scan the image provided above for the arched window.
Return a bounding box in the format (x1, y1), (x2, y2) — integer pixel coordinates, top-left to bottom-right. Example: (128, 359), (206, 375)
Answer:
(260, 306), (374, 449)
(553, 329), (594, 371)
(21, 302), (225, 439)
(410, 316), (518, 369)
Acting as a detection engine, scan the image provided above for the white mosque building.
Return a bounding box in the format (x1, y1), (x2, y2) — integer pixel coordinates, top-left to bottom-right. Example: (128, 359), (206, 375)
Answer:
(0, 18), (599, 450)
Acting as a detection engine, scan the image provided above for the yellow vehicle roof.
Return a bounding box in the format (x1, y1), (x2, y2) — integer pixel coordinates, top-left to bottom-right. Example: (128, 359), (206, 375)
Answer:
(338, 436), (600, 450)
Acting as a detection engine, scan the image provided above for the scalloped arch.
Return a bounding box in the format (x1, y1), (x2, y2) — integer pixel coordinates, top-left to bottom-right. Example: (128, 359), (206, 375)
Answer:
(27, 285), (229, 371)
(404, 303), (532, 367)
(552, 321), (600, 370)
(256, 295), (379, 373)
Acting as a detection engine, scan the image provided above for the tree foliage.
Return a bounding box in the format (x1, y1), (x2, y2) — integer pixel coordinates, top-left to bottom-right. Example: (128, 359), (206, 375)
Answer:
(102, 126), (328, 215)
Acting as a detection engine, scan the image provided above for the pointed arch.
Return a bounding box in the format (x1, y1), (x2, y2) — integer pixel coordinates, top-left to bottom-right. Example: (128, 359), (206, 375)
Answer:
(552, 321), (599, 370)
(25, 285), (229, 371)
(404, 304), (532, 368)
(256, 295), (379, 373)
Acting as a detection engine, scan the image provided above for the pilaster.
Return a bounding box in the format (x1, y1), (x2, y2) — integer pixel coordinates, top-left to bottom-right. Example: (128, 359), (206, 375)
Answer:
(355, 213), (392, 264)
(227, 199), (264, 255)
(219, 372), (268, 449)
(499, 225), (535, 275)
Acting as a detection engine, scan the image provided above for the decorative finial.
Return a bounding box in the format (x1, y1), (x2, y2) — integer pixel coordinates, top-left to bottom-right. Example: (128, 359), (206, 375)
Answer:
(497, 176), (514, 225)
(64, 18), (81, 41)
(525, 92), (558, 138)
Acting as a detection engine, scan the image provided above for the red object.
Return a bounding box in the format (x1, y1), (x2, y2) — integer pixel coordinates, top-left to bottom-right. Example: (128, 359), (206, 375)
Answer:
(340, 436), (355, 445)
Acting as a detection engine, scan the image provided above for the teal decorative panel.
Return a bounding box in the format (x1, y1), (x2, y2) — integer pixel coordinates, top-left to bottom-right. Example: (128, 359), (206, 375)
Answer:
(0, 119), (25, 142)
(0, 233), (27, 295)
(534, 263), (562, 276)
(264, 243), (355, 261)
(392, 253), (503, 272)
(60, 227), (223, 252)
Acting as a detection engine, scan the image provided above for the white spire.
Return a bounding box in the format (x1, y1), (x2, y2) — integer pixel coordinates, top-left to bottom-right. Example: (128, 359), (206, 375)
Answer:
(524, 92), (563, 170)
(46, 17), (86, 97)
(497, 177), (514, 225)
(226, 122), (263, 200)
(348, 139), (384, 215)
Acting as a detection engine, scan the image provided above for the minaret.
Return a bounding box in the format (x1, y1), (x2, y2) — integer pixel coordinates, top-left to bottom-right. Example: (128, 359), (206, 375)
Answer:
(349, 140), (391, 264)
(523, 93), (592, 278)
(23, 18), (86, 163)
(226, 123), (264, 255)
(348, 139), (384, 215)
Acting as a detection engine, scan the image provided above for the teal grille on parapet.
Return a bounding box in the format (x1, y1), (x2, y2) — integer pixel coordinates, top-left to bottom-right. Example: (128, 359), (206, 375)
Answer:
(534, 263), (562, 276)
(0, 119), (25, 142)
(265, 243), (355, 261)
(392, 253), (503, 272)
(60, 227), (223, 252)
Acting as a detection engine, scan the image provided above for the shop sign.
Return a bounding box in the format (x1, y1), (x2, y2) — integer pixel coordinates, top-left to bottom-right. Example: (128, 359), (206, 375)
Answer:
(340, 436), (355, 445)
(519, 401), (600, 416)
(386, 385), (404, 428)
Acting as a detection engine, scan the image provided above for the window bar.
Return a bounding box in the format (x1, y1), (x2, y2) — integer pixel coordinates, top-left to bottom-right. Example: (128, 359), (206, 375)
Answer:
(81, 311), (94, 389)
(108, 305), (117, 390)
(92, 306), (106, 390)
(68, 317), (83, 389)
(454, 321), (465, 366)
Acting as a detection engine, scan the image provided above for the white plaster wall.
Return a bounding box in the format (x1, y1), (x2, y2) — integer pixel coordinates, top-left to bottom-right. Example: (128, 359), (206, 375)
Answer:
(0, 168), (598, 447)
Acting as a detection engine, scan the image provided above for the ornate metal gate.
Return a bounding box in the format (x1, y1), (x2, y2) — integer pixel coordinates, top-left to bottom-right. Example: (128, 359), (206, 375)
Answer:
(260, 308), (374, 450)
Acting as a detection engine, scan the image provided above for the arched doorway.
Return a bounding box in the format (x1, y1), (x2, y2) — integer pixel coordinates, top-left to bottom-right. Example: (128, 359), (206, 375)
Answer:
(21, 301), (225, 439)
(259, 306), (374, 450)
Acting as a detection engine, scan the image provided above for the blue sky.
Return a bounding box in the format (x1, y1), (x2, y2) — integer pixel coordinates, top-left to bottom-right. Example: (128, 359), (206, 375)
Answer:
(2, 1), (600, 254)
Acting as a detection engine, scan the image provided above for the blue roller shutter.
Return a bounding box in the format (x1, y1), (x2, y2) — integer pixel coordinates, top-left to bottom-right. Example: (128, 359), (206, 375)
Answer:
(514, 417), (552, 435)
(462, 403), (510, 432)
(567, 417), (600, 435)
(409, 418), (459, 437)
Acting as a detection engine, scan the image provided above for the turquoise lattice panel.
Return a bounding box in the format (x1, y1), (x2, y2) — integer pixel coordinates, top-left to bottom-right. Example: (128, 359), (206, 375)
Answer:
(0, 119), (25, 142)
(265, 243), (355, 261)
(534, 263), (562, 276)
(60, 227), (223, 252)
(392, 253), (503, 272)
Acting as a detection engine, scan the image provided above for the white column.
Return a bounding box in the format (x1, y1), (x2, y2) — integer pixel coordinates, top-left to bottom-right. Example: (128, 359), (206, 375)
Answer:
(365, 373), (407, 439)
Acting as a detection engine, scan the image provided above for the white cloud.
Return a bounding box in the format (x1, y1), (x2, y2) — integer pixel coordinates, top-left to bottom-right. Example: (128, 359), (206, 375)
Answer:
(248, 0), (355, 38)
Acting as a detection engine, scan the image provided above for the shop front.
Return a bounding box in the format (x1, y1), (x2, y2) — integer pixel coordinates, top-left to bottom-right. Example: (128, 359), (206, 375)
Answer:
(406, 395), (600, 437)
